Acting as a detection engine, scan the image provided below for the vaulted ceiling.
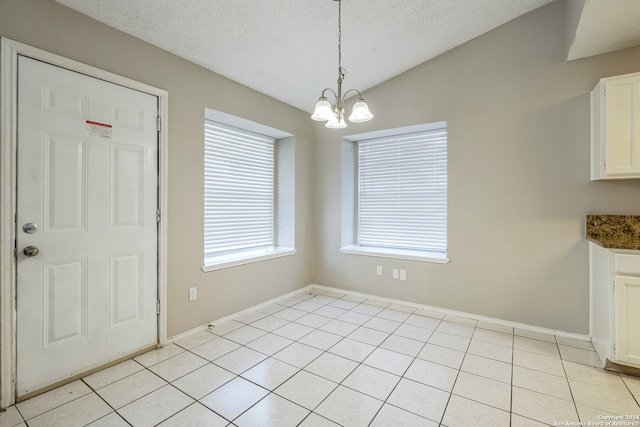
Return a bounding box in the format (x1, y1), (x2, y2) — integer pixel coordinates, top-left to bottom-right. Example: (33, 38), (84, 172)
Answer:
(53, 0), (640, 113)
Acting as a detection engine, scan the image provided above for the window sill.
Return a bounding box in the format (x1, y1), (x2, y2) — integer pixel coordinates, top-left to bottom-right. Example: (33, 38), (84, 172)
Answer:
(202, 246), (296, 272)
(339, 245), (449, 264)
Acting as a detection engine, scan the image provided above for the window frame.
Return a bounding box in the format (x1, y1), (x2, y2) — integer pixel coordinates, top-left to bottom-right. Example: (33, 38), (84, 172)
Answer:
(202, 110), (296, 272)
(340, 122), (449, 264)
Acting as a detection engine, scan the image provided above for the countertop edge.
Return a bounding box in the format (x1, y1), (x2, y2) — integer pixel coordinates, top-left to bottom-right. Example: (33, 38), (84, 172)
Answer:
(586, 215), (640, 251)
(587, 236), (640, 251)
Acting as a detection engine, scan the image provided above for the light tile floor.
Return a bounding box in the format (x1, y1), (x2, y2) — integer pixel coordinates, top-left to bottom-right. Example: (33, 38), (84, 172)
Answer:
(2, 289), (640, 426)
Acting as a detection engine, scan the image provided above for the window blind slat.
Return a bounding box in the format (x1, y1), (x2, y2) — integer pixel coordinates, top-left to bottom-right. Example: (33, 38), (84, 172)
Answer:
(204, 120), (275, 259)
(358, 128), (447, 253)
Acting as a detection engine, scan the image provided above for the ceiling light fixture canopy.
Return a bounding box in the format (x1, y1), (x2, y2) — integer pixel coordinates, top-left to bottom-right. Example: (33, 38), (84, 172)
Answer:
(311, 0), (373, 129)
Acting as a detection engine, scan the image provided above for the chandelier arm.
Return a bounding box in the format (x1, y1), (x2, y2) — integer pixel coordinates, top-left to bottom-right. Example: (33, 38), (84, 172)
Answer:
(342, 89), (364, 101)
(320, 88), (338, 103)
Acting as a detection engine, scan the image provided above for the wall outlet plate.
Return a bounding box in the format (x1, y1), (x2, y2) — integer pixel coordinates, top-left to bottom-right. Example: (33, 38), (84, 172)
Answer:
(376, 266), (383, 276)
(393, 269), (399, 279)
(189, 287), (197, 301)
(399, 269), (407, 281)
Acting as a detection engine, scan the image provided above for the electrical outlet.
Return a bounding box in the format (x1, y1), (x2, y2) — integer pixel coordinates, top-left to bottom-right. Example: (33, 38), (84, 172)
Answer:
(189, 287), (197, 301)
(399, 269), (407, 281)
(376, 266), (383, 276)
(392, 269), (399, 280)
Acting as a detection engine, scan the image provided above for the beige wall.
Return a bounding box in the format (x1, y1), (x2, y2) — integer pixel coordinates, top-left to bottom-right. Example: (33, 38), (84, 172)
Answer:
(3, 0), (640, 338)
(313, 1), (640, 334)
(0, 0), (316, 337)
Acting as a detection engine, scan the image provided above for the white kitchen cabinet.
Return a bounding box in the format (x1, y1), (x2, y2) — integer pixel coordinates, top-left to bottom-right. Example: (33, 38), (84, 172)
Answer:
(589, 243), (640, 368)
(615, 275), (640, 366)
(591, 72), (640, 180)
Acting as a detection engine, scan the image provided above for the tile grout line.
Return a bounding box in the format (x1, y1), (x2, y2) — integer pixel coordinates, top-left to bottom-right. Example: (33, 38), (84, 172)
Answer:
(435, 326), (468, 426)
(78, 376), (133, 427)
(14, 288), (633, 427)
(195, 292), (350, 424)
(618, 373), (640, 408)
(98, 344), (228, 425)
(328, 297), (426, 425)
(293, 293), (436, 424)
(131, 308), (628, 423)
(279, 294), (523, 425)
(509, 328), (514, 427)
(160, 341), (247, 425)
(14, 384), (96, 426)
(291, 294), (391, 424)
(556, 335), (581, 424)
(229, 291), (363, 424)
(363, 311), (442, 425)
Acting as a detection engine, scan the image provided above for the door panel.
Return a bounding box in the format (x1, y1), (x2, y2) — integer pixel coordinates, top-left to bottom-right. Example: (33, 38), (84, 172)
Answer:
(109, 252), (144, 329)
(112, 105), (145, 132)
(43, 133), (88, 233)
(111, 143), (144, 229)
(42, 258), (88, 348)
(43, 83), (88, 118)
(16, 56), (159, 396)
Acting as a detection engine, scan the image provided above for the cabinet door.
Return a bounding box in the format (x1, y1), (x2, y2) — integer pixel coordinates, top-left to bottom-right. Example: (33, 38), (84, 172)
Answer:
(604, 76), (640, 178)
(615, 275), (640, 367)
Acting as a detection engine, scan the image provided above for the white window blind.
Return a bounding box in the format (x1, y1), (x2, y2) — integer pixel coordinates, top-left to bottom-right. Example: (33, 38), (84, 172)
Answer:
(357, 128), (447, 253)
(204, 120), (275, 260)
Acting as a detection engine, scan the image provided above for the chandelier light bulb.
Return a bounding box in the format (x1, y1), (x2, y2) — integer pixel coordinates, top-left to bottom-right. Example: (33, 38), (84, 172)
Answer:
(349, 99), (374, 123)
(325, 111), (347, 129)
(311, 98), (333, 121)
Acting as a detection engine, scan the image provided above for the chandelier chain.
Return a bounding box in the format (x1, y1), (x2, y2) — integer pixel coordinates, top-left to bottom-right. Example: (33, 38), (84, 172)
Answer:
(338, 0), (344, 80)
(311, 0), (373, 127)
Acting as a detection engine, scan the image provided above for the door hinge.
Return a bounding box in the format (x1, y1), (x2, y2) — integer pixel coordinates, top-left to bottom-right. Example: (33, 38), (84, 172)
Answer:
(157, 117), (161, 132)
(156, 209), (161, 223)
(603, 161), (607, 171)
(156, 300), (160, 315)
(612, 280), (616, 292)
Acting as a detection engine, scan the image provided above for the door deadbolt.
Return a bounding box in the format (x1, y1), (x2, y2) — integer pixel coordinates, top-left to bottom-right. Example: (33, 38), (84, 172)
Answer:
(23, 223), (38, 234)
(23, 246), (39, 257)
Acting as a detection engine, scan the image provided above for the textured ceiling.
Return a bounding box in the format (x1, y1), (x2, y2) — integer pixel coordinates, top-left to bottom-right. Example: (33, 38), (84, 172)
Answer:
(567, 0), (640, 60)
(52, 0), (640, 113)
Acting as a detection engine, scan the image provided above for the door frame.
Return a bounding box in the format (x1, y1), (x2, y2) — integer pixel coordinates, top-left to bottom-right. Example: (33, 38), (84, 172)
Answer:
(0, 37), (169, 408)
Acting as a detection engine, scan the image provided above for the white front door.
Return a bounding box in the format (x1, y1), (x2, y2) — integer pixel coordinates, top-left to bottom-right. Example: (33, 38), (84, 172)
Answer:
(16, 56), (159, 396)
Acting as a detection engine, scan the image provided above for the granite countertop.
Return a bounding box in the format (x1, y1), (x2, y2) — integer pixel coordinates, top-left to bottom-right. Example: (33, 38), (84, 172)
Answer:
(586, 215), (640, 250)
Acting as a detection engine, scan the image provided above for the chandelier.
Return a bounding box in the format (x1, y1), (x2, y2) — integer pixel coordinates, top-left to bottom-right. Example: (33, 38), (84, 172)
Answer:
(311, 0), (373, 129)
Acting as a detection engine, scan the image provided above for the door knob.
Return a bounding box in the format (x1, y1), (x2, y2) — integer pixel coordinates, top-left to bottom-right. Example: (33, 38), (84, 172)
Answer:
(23, 246), (39, 257)
(23, 223), (38, 234)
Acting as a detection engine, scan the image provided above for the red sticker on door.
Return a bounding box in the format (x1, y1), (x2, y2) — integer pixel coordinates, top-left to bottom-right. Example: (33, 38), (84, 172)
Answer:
(86, 120), (112, 139)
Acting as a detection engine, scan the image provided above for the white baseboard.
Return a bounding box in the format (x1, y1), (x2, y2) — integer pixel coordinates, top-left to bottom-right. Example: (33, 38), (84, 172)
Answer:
(166, 284), (314, 343)
(166, 324), (211, 344)
(168, 283), (590, 344)
(311, 284), (591, 341)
